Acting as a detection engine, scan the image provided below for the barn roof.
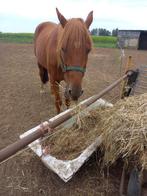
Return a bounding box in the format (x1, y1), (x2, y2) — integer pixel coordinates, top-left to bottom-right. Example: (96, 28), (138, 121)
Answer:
(118, 30), (147, 32)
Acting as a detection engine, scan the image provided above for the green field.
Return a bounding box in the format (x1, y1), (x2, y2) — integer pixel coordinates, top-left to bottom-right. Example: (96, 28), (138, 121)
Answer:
(92, 35), (117, 48)
(0, 33), (117, 48)
(0, 33), (34, 43)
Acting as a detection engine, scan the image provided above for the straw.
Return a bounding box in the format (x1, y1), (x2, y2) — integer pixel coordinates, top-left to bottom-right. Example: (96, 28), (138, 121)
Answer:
(41, 93), (147, 168)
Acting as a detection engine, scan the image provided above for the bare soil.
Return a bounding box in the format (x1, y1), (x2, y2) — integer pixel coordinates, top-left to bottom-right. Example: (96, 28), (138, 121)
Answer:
(0, 43), (147, 196)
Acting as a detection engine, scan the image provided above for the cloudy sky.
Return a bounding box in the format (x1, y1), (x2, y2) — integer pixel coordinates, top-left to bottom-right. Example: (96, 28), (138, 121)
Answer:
(0, 0), (147, 32)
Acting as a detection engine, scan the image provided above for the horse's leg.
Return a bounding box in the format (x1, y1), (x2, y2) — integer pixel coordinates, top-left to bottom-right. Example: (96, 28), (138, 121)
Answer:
(51, 82), (62, 114)
(40, 82), (44, 93)
(38, 63), (49, 93)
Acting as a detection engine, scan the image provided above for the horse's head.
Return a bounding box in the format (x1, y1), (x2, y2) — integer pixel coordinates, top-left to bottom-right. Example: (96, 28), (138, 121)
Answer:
(56, 8), (93, 101)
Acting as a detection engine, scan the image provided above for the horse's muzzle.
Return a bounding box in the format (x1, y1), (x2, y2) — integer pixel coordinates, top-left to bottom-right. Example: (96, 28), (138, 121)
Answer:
(65, 85), (83, 101)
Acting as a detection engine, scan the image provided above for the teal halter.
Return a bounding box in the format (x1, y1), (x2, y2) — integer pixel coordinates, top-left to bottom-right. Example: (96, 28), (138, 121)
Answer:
(62, 64), (86, 73)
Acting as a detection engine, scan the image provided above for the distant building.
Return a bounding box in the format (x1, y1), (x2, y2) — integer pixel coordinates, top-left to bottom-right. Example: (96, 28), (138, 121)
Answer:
(118, 30), (147, 50)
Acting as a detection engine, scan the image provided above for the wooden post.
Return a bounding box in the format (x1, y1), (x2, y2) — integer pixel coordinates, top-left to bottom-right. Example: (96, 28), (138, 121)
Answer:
(121, 56), (133, 98)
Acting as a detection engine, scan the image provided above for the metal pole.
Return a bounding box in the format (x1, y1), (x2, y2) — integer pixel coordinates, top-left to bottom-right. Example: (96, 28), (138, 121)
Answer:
(48, 73), (131, 128)
(0, 122), (50, 163)
(0, 72), (131, 163)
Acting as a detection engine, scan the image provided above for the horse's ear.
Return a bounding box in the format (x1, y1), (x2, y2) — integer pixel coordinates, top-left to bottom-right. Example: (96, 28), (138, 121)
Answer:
(56, 8), (67, 28)
(85, 11), (93, 29)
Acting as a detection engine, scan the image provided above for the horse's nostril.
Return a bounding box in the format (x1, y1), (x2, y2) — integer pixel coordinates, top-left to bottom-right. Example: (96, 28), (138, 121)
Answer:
(69, 89), (72, 94)
(81, 90), (84, 95)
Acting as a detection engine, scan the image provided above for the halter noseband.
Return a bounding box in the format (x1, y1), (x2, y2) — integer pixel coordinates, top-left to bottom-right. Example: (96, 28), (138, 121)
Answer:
(62, 64), (86, 73)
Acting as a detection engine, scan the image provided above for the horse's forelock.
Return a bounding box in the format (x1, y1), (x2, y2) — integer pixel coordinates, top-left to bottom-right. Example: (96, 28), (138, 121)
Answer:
(57, 18), (92, 52)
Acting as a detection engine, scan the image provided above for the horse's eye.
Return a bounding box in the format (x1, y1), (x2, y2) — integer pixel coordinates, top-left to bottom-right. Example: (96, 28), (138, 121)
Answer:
(61, 47), (66, 53)
(86, 48), (91, 54)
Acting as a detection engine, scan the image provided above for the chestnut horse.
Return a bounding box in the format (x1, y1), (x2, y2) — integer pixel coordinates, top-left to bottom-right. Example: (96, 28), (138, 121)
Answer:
(34, 8), (93, 113)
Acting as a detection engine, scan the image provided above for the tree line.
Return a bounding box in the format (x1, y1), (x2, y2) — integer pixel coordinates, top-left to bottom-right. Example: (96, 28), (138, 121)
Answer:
(91, 28), (118, 36)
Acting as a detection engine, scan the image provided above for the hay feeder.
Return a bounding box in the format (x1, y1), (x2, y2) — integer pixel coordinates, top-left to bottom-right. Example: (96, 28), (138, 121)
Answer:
(20, 98), (112, 182)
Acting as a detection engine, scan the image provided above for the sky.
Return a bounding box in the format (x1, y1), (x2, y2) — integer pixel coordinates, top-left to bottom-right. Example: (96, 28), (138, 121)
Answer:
(0, 0), (147, 33)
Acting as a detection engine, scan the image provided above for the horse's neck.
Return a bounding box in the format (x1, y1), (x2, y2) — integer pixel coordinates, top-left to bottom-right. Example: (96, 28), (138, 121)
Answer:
(47, 26), (59, 65)
(47, 25), (64, 81)
(48, 25), (64, 66)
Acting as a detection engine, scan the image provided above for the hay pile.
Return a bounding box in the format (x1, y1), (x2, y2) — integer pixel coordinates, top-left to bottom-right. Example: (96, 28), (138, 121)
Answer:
(102, 93), (147, 169)
(42, 93), (147, 168)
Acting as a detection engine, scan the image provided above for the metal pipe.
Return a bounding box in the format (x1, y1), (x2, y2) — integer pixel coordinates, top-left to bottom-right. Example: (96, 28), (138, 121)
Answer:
(0, 122), (50, 163)
(48, 72), (130, 128)
(0, 72), (131, 163)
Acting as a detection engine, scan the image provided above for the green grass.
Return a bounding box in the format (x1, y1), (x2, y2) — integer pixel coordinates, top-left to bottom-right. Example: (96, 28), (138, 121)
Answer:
(0, 33), (117, 48)
(92, 35), (117, 48)
(0, 33), (34, 43)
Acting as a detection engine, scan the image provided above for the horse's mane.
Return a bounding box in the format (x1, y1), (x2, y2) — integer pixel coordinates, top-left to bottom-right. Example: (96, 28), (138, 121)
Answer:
(57, 18), (92, 64)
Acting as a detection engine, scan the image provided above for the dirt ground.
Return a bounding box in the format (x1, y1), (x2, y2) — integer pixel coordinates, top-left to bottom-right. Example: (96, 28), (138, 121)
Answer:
(0, 43), (147, 196)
